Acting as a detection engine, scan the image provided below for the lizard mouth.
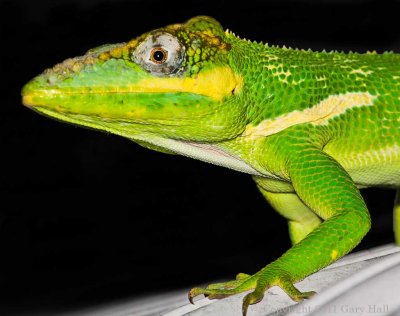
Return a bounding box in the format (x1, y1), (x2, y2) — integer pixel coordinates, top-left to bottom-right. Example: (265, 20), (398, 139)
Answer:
(21, 85), (219, 130)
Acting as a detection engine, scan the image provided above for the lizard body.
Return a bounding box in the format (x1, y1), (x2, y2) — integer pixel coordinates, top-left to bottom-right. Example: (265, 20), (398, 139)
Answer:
(22, 17), (400, 315)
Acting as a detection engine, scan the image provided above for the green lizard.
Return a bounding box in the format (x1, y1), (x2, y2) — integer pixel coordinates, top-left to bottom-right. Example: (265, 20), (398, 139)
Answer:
(22, 16), (400, 315)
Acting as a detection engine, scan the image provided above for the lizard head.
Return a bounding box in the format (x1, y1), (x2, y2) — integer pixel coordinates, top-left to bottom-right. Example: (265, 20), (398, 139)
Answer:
(22, 16), (245, 143)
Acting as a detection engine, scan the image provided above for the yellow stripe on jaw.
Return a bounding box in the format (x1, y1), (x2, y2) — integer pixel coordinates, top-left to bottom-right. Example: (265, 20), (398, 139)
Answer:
(132, 66), (243, 101)
(243, 92), (377, 139)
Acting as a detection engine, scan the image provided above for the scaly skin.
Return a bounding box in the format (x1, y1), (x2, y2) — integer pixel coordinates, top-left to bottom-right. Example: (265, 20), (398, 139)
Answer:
(22, 16), (400, 315)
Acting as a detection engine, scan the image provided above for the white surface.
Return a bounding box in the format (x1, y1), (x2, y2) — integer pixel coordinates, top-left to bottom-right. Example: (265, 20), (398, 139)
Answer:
(62, 244), (400, 316)
(285, 249), (400, 316)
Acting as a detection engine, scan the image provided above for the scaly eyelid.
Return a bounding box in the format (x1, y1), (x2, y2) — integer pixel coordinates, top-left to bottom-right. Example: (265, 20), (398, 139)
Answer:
(133, 32), (186, 76)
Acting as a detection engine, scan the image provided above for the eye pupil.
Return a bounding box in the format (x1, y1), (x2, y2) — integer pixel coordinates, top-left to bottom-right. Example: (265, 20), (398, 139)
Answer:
(150, 47), (168, 64)
(154, 50), (164, 61)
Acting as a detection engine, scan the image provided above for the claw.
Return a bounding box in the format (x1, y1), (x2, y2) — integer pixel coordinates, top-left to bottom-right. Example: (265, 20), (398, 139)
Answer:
(242, 290), (263, 315)
(242, 290), (265, 316)
(242, 301), (249, 316)
(188, 287), (202, 304)
(242, 291), (263, 315)
(188, 292), (194, 305)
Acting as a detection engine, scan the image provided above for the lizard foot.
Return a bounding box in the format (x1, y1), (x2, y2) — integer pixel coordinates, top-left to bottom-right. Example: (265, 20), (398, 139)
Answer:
(188, 266), (316, 316)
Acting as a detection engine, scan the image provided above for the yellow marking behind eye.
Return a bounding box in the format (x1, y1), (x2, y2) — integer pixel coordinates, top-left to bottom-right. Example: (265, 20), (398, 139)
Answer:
(243, 92), (377, 139)
(130, 66), (243, 101)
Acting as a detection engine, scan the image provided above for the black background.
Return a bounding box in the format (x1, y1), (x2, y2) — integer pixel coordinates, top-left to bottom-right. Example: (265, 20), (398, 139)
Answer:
(1, 0), (399, 315)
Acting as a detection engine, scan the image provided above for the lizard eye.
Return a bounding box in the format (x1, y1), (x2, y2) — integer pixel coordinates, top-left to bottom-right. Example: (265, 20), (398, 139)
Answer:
(133, 32), (185, 76)
(150, 47), (168, 64)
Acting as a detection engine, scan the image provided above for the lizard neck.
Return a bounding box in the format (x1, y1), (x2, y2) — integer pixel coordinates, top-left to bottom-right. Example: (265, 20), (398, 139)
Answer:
(226, 33), (399, 126)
